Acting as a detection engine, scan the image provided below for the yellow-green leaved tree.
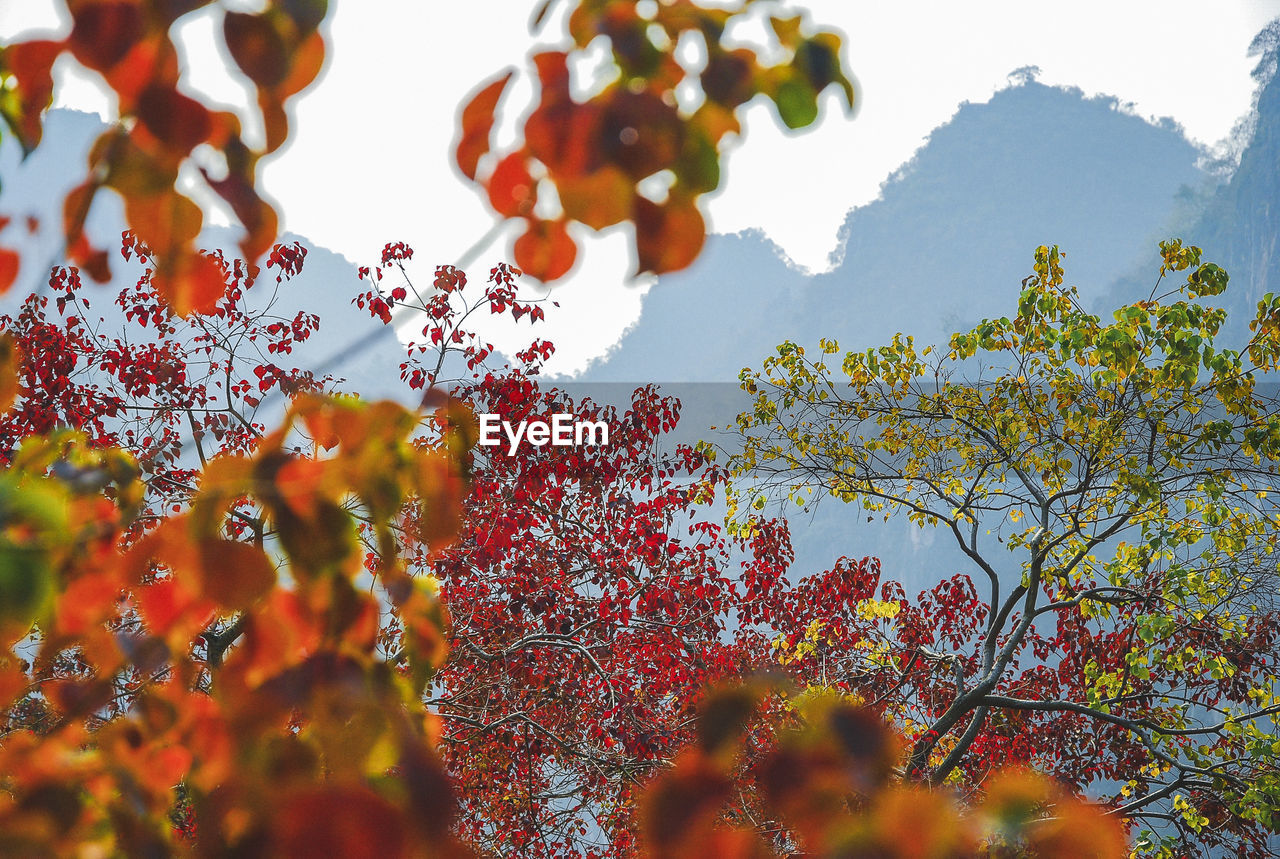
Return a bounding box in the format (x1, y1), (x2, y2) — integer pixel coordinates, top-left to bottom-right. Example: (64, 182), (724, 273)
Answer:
(724, 242), (1280, 855)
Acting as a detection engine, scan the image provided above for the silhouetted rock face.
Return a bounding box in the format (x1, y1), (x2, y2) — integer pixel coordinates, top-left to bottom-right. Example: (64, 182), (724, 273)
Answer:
(584, 78), (1211, 382)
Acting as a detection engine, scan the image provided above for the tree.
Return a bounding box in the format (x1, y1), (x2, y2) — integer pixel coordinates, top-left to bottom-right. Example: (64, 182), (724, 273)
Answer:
(0, 237), (321, 507)
(355, 249), (770, 856)
(0, 2), (1138, 856)
(0, 235), (1125, 857)
(724, 242), (1280, 855)
(0, 362), (474, 854)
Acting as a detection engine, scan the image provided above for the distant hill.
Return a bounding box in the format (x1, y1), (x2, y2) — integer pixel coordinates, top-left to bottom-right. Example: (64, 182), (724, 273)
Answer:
(576, 65), (1280, 587)
(1104, 20), (1280, 346)
(583, 73), (1213, 382)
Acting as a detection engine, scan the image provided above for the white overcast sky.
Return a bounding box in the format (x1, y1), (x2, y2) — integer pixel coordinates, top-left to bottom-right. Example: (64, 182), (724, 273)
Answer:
(3, 0), (1279, 373)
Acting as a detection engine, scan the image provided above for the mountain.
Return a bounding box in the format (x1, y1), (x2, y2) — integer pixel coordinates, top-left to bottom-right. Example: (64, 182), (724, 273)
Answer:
(574, 66), (1280, 587)
(583, 73), (1213, 383)
(1104, 20), (1280, 346)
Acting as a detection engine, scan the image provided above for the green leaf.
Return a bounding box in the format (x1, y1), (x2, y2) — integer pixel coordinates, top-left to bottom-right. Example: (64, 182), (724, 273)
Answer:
(772, 78), (819, 129)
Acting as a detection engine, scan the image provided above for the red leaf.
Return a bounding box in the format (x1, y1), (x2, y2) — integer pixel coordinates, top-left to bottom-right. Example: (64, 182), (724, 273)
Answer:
(68, 2), (144, 72)
(514, 218), (577, 283)
(455, 70), (513, 181)
(487, 153), (537, 218)
(0, 249), (18, 294)
(136, 85), (213, 154)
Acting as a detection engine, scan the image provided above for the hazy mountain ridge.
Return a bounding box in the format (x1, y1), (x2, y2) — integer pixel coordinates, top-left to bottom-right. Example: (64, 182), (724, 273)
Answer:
(576, 61), (1280, 586)
(583, 75), (1216, 382)
(1103, 20), (1280, 345)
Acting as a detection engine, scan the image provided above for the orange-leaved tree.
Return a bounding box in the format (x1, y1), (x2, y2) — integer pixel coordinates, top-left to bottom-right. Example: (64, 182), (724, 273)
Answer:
(0, 331), (474, 853)
(640, 681), (1127, 857)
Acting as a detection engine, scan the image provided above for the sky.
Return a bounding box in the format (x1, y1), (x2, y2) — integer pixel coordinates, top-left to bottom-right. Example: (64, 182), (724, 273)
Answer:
(2, 0), (1279, 374)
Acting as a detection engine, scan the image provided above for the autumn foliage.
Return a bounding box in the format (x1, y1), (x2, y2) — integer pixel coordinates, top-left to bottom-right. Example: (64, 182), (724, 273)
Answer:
(0, 235), (1130, 856)
(727, 242), (1280, 854)
(455, 0), (855, 280)
(0, 1), (1202, 856)
(0, 372), (472, 853)
(0, 0), (329, 310)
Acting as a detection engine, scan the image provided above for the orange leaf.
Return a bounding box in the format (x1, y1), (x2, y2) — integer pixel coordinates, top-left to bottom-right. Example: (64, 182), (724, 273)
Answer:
(200, 170), (278, 264)
(139, 744), (194, 797)
(0, 332), (19, 412)
(0, 249), (19, 296)
(239, 197), (279, 264)
(224, 11), (289, 88)
(125, 189), (203, 259)
(259, 89), (290, 153)
(558, 166), (634, 231)
(487, 152), (537, 218)
(1026, 797), (1128, 857)
(416, 452), (465, 554)
(514, 218), (577, 282)
(235, 590), (321, 687)
(137, 578), (215, 640)
(71, 240), (112, 283)
(300, 407), (340, 451)
(276, 457), (329, 519)
(103, 133), (176, 198)
(102, 35), (173, 107)
(455, 69), (513, 180)
(640, 750), (733, 855)
(153, 250), (228, 316)
(525, 53), (602, 179)
(3, 39), (64, 153)
(196, 540), (277, 612)
(864, 788), (967, 856)
(55, 571), (121, 637)
(0, 659), (27, 709)
(278, 30), (326, 99)
(634, 196), (704, 275)
(63, 181), (97, 250)
(271, 787), (407, 857)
